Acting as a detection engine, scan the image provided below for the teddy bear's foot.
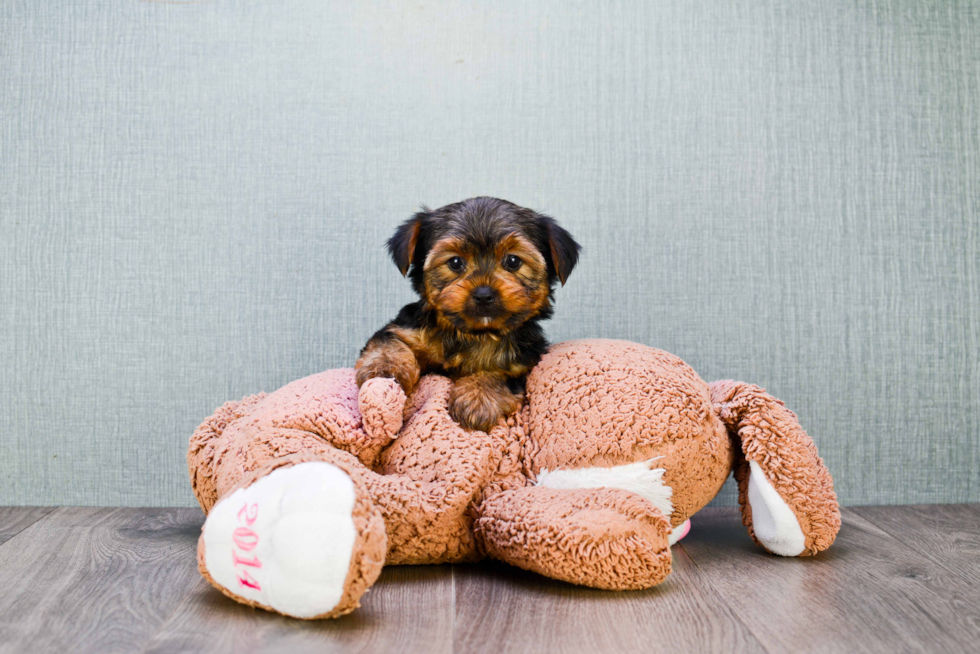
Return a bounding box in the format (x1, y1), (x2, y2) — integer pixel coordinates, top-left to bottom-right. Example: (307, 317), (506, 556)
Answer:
(198, 460), (386, 619)
(476, 486), (673, 590)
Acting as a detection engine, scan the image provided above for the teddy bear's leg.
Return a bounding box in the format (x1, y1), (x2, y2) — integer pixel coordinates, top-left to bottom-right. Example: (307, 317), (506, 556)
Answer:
(207, 425), (495, 563)
(217, 424), (494, 566)
(710, 380), (841, 556)
(198, 451), (387, 620)
(475, 486), (673, 590)
(187, 392), (268, 514)
(198, 438), (490, 617)
(188, 372), (407, 518)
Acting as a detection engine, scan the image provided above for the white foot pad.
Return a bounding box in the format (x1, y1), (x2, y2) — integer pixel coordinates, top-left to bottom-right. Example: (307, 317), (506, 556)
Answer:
(747, 460), (806, 556)
(201, 462), (357, 618)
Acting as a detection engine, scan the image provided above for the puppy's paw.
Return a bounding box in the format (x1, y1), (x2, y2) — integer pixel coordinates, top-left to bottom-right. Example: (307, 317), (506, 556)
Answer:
(449, 374), (523, 432)
(355, 340), (420, 395)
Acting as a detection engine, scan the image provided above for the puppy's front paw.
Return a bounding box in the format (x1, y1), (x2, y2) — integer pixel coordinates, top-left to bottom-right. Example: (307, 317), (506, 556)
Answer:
(450, 394), (503, 432)
(355, 340), (420, 395)
(449, 374), (523, 432)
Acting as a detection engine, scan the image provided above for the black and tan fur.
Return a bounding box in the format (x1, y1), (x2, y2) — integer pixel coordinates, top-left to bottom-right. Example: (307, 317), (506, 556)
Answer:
(356, 197), (580, 432)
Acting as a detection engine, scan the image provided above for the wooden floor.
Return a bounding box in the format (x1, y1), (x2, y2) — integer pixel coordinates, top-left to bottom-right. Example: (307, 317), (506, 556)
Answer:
(0, 506), (977, 653)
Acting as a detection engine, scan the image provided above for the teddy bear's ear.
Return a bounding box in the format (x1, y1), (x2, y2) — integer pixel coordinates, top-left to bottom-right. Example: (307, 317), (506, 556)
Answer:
(386, 210), (429, 277)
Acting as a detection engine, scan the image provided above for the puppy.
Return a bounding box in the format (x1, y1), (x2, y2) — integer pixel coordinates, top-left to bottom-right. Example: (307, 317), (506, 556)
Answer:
(356, 197), (580, 432)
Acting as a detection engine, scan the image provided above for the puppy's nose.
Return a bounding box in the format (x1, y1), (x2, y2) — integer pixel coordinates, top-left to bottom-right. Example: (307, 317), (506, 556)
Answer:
(472, 286), (496, 306)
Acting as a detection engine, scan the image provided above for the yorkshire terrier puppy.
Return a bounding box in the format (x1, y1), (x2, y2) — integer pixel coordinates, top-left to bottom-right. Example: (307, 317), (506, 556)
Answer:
(356, 197), (580, 432)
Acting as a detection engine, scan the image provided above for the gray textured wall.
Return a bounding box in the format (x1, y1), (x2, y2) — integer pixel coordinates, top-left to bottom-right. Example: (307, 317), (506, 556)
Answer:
(1, 0), (977, 507)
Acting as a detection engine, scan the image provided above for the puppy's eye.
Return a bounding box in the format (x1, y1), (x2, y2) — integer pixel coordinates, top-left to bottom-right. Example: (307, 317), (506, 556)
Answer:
(503, 254), (522, 272)
(447, 256), (466, 272)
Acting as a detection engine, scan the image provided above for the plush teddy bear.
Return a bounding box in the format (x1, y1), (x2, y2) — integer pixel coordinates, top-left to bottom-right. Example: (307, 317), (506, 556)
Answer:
(187, 339), (840, 619)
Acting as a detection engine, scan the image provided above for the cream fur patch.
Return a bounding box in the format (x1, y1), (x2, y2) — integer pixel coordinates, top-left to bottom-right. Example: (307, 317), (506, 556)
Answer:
(536, 459), (673, 518)
(747, 460), (806, 556)
(201, 462), (357, 618)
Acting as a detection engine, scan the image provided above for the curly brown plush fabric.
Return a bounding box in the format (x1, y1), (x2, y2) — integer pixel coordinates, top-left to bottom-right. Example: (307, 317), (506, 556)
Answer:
(476, 486), (673, 590)
(189, 339), (840, 619)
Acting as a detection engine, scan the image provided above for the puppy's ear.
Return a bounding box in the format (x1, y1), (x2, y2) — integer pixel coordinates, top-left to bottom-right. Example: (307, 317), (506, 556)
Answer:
(386, 210), (428, 276)
(539, 215), (581, 285)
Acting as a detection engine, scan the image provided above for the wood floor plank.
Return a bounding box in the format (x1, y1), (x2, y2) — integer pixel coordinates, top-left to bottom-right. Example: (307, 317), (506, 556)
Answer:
(0, 506), (56, 544)
(852, 504), (980, 585)
(2, 505), (977, 653)
(453, 546), (765, 654)
(143, 564), (454, 654)
(0, 507), (205, 654)
(679, 507), (980, 653)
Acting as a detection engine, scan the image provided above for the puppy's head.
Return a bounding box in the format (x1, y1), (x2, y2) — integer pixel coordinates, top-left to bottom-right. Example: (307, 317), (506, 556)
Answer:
(387, 197), (580, 334)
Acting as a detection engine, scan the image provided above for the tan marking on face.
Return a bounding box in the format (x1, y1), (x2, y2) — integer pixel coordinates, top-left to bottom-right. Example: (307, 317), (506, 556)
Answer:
(422, 237), (475, 328)
(423, 237), (469, 276)
(495, 233), (547, 278)
(423, 232), (551, 334)
(490, 233), (551, 328)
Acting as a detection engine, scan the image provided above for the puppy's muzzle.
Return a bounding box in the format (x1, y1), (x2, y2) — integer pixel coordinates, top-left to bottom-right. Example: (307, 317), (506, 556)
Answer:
(468, 285), (501, 318)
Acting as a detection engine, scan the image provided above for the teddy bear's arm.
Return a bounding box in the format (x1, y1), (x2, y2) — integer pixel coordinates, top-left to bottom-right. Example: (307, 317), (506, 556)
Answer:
(351, 377), (408, 465)
(188, 392), (267, 513)
(710, 381), (841, 556)
(474, 485), (673, 590)
(259, 373), (408, 470)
